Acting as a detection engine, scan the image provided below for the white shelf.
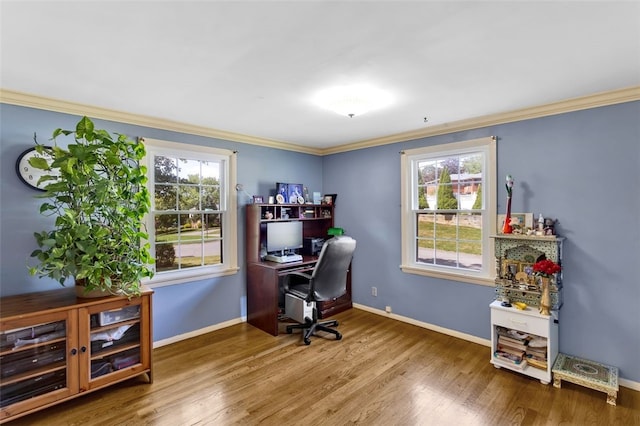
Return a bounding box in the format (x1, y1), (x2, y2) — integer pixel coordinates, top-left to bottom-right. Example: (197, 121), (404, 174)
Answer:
(490, 301), (558, 384)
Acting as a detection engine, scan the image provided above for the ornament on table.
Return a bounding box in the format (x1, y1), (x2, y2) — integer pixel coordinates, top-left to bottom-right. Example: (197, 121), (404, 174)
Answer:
(502, 174), (514, 234)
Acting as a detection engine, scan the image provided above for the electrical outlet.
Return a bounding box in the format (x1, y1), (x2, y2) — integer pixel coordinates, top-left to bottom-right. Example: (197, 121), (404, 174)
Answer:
(385, 306), (392, 313)
(371, 287), (377, 297)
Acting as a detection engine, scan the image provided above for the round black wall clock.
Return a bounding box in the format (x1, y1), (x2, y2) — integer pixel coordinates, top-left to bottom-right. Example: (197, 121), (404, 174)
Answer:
(15, 147), (54, 191)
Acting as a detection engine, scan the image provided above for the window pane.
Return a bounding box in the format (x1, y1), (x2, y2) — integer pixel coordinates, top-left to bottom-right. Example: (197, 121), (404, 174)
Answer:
(155, 156), (177, 183)
(178, 158), (201, 184)
(178, 185), (199, 210)
(155, 184), (177, 211)
(156, 243), (177, 272)
(202, 186), (220, 210)
(178, 241), (202, 269)
(416, 213), (434, 238)
(416, 237), (435, 264)
(155, 214), (179, 243)
(203, 239), (222, 265)
(201, 161), (220, 183)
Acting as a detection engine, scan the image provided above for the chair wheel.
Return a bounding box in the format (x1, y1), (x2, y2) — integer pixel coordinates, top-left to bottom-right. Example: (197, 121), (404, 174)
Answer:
(304, 338), (311, 345)
(335, 333), (342, 340)
(286, 327), (293, 334)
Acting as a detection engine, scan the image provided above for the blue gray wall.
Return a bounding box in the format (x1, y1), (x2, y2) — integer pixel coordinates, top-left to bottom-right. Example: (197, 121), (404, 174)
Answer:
(324, 101), (640, 383)
(0, 104), (323, 341)
(1, 101), (638, 383)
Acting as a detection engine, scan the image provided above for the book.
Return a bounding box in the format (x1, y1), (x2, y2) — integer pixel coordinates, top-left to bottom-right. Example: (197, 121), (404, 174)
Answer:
(494, 351), (528, 369)
(498, 336), (528, 351)
(526, 357), (547, 370)
(498, 343), (525, 355)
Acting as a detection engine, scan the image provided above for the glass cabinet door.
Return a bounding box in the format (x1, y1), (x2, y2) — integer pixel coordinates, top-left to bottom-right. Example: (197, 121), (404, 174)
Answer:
(0, 312), (75, 410)
(86, 303), (142, 382)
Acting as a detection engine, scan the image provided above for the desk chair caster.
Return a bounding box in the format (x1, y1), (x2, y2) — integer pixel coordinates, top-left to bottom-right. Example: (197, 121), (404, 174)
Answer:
(286, 319), (342, 345)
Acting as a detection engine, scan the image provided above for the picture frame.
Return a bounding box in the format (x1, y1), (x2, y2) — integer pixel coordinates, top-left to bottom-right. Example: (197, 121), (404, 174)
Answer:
(276, 182), (288, 203)
(287, 183), (303, 204)
(502, 259), (520, 278)
(322, 194), (337, 206)
(497, 212), (533, 233)
(252, 195), (264, 204)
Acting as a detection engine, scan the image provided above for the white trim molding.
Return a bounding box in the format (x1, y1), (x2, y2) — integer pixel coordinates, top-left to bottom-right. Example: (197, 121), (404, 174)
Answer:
(2, 86), (639, 156)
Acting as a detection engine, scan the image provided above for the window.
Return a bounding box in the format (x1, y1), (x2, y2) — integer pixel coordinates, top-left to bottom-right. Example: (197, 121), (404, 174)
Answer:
(400, 137), (496, 285)
(142, 138), (238, 286)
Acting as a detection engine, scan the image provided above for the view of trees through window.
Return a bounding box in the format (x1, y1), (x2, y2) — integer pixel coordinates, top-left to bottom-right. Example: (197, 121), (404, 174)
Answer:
(415, 152), (483, 270)
(153, 155), (223, 272)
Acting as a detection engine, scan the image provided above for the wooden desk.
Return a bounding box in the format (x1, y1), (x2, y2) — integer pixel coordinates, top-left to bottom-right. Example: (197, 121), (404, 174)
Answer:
(246, 257), (351, 336)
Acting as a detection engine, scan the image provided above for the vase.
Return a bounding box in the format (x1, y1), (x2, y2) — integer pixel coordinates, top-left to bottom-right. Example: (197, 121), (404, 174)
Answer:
(502, 196), (513, 234)
(539, 277), (551, 315)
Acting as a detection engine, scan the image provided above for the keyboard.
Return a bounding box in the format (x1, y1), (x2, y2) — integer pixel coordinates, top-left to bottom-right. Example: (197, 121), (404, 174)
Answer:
(265, 254), (303, 263)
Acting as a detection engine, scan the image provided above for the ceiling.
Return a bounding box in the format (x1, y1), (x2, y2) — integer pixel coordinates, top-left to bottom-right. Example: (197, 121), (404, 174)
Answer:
(2, 1), (639, 151)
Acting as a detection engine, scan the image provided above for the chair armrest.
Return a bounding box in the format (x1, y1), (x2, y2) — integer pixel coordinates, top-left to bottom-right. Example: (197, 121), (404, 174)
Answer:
(282, 271), (312, 292)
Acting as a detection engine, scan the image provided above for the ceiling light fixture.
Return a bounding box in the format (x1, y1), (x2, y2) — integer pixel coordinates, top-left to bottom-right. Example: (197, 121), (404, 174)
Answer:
(313, 84), (392, 118)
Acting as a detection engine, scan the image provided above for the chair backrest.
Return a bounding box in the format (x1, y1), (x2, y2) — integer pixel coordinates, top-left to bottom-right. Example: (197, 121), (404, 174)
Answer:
(309, 236), (356, 302)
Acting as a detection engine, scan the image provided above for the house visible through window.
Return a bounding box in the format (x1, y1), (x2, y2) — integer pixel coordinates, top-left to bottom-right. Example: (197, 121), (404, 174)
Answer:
(142, 138), (238, 286)
(401, 137), (496, 285)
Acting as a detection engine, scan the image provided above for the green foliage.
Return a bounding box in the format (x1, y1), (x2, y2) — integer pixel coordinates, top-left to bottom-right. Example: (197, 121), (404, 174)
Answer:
(418, 188), (429, 209)
(436, 168), (458, 210)
(472, 184), (482, 210)
(28, 116), (154, 297)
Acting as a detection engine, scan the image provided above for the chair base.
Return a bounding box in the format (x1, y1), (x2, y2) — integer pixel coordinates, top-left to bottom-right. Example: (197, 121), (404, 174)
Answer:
(286, 319), (342, 345)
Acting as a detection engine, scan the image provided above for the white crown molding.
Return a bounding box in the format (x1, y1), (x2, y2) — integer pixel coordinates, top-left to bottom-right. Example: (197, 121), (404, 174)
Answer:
(323, 86), (640, 155)
(0, 88), (323, 156)
(2, 86), (639, 156)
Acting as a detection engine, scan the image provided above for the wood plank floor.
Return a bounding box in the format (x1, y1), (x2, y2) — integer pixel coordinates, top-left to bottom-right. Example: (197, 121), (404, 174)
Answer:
(9, 308), (640, 425)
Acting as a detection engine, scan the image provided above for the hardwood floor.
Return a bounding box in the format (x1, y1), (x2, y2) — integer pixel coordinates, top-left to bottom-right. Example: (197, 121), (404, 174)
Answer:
(10, 308), (640, 425)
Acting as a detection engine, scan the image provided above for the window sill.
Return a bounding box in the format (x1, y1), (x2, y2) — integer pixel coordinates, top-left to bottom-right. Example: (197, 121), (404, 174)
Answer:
(399, 264), (494, 287)
(146, 266), (240, 288)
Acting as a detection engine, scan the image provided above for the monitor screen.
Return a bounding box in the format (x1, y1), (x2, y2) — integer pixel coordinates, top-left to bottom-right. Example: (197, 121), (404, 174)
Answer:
(266, 221), (303, 253)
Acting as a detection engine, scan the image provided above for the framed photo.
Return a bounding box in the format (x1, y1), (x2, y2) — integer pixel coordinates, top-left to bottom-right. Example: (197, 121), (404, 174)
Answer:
(322, 194), (337, 206)
(502, 259), (520, 277)
(497, 212), (533, 233)
(276, 182), (288, 203)
(252, 195), (264, 204)
(288, 183), (303, 204)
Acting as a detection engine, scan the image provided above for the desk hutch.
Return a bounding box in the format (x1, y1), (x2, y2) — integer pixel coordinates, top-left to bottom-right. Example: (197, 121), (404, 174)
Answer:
(246, 203), (352, 336)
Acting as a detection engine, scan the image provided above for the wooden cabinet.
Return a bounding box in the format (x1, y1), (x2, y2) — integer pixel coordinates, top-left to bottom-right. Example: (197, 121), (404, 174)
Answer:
(0, 287), (153, 423)
(490, 300), (558, 384)
(246, 203), (352, 335)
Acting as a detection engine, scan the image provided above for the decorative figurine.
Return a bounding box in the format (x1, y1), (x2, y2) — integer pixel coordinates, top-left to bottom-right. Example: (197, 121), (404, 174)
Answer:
(502, 174), (514, 234)
(544, 218), (557, 235)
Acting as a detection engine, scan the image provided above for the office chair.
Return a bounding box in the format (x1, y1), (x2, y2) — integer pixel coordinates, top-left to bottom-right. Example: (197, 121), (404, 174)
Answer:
(282, 235), (356, 345)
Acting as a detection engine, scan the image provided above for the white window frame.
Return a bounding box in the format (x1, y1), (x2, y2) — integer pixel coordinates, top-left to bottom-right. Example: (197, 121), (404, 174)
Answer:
(142, 138), (238, 288)
(400, 136), (496, 286)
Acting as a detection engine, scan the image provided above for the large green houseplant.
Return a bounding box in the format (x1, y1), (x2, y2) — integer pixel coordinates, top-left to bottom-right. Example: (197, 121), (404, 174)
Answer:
(28, 116), (154, 297)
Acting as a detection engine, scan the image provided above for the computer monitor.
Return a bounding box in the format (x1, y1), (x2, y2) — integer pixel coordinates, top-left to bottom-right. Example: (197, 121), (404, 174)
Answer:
(266, 221), (303, 254)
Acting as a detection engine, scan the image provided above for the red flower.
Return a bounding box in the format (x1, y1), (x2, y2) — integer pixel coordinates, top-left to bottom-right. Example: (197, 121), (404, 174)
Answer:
(533, 259), (561, 277)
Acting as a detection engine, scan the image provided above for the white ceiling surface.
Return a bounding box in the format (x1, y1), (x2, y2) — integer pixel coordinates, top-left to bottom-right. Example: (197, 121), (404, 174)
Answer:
(1, 1), (639, 150)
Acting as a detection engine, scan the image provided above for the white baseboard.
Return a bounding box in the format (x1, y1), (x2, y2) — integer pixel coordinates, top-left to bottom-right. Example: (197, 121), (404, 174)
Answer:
(352, 304), (640, 392)
(153, 316), (246, 348)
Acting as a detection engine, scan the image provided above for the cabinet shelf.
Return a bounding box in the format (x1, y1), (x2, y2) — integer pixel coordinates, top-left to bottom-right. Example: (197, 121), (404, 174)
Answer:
(490, 300), (558, 384)
(91, 343), (141, 360)
(0, 337), (66, 357)
(0, 362), (67, 387)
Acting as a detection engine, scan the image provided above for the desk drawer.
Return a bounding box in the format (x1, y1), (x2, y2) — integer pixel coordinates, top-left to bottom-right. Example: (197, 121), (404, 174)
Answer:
(491, 308), (548, 337)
